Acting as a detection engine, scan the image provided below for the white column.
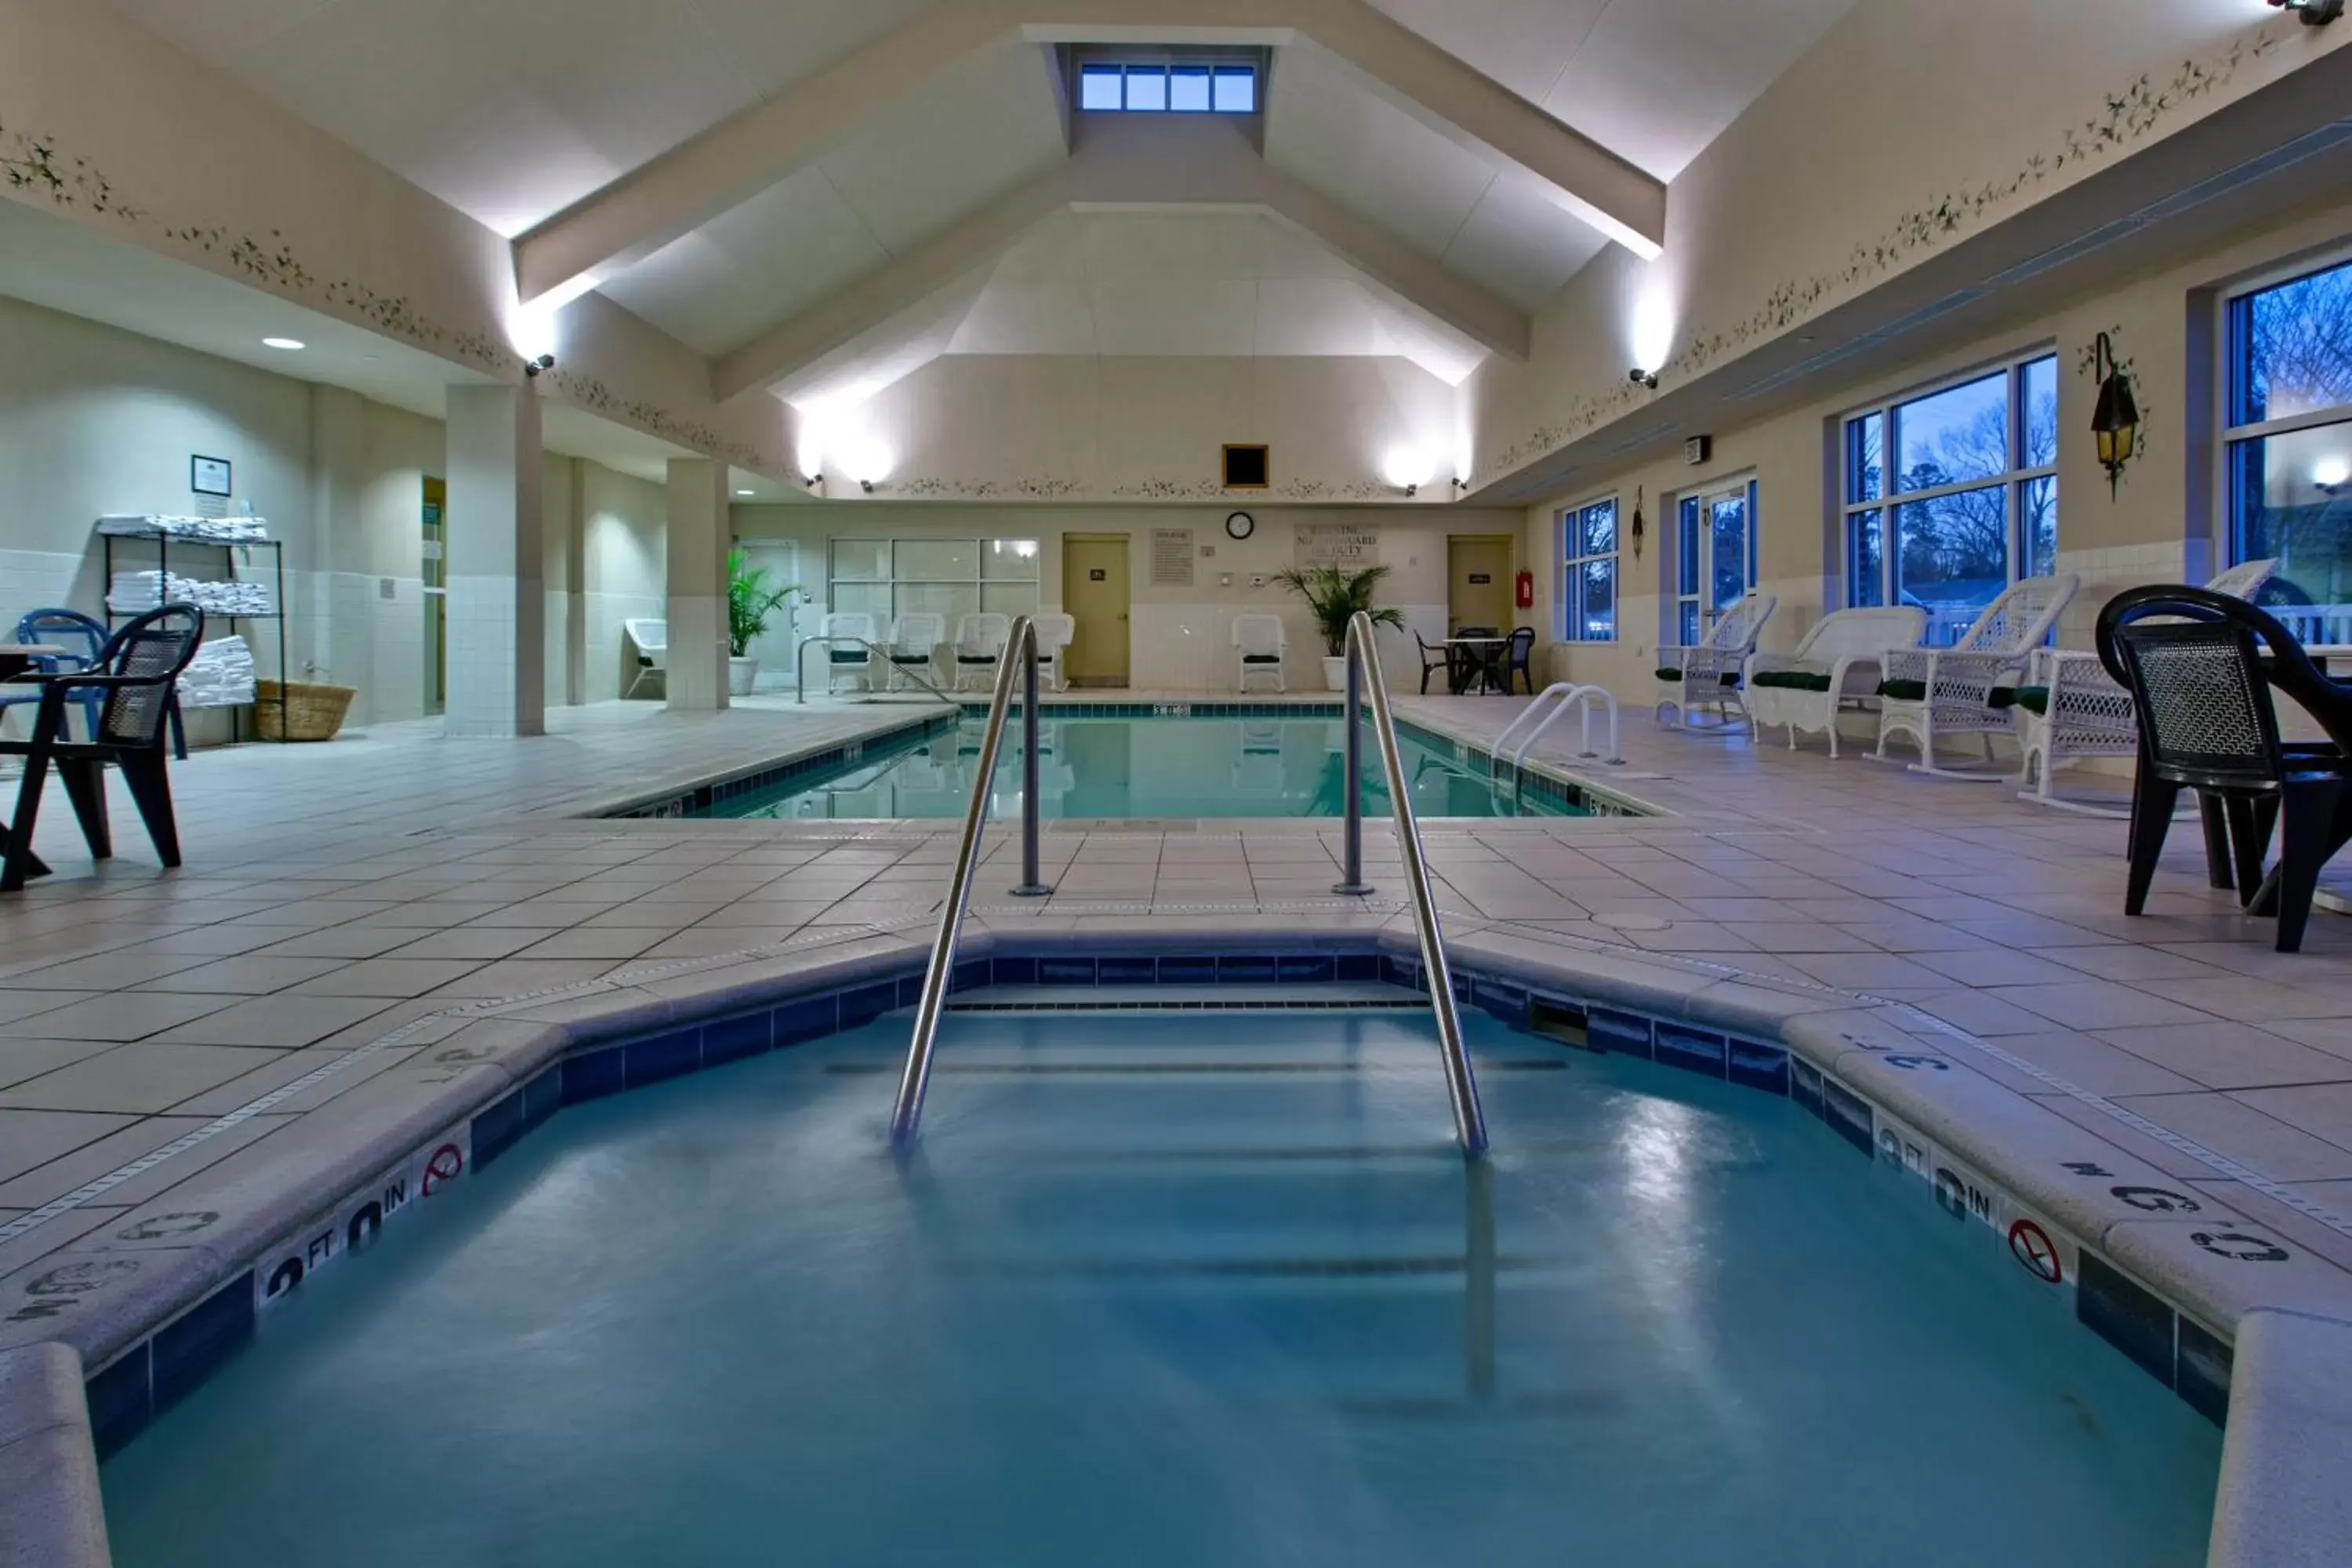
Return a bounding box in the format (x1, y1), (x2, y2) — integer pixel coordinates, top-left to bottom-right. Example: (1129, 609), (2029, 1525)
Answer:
(443, 383), (546, 738)
(666, 457), (730, 712)
(308, 384), (369, 716)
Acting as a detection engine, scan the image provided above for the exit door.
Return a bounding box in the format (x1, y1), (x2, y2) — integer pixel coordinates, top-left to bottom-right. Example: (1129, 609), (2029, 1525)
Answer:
(1062, 535), (1131, 688)
(1449, 535), (1515, 633)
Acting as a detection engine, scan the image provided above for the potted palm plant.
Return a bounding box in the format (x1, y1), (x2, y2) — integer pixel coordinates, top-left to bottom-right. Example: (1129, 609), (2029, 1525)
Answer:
(728, 548), (798, 696)
(1273, 564), (1407, 691)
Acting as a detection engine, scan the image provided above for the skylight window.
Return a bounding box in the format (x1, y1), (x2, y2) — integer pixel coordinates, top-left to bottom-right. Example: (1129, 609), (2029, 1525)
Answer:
(1072, 55), (1260, 115)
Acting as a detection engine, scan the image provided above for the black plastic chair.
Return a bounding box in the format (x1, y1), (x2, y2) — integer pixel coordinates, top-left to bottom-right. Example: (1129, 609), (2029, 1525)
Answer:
(1506, 626), (1537, 695)
(0, 604), (205, 891)
(2096, 586), (2352, 953)
(1414, 633), (1454, 695)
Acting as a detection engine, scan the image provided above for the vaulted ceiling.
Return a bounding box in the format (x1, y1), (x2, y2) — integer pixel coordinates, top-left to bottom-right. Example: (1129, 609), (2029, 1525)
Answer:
(99, 0), (1860, 404)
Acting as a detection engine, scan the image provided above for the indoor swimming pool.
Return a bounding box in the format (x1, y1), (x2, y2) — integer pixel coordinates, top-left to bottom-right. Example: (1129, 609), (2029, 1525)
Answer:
(695, 713), (1595, 820)
(100, 1008), (2221, 1566)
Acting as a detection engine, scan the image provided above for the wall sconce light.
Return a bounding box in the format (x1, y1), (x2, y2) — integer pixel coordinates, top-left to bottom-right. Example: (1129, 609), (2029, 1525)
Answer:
(2270, 0), (2344, 24)
(1630, 486), (1646, 561)
(1382, 449), (1434, 497)
(2090, 331), (2141, 499)
(803, 473), (823, 488)
(1451, 476), (1468, 492)
(1629, 367), (1659, 390)
(522, 354), (555, 378)
(858, 479), (876, 494)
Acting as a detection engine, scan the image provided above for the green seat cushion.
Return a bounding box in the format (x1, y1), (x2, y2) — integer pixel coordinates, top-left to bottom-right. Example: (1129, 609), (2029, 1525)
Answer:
(1656, 667), (1739, 685)
(1242, 654), (1281, 664)
(1876, 677), (1926, 702)
(2013, 685), (2049, 716)
(828, 650), (868, 665)
(1654, 666), (1684, 682)
(1751, 670), (1833, 691)
(1748, 670), (1794, 689)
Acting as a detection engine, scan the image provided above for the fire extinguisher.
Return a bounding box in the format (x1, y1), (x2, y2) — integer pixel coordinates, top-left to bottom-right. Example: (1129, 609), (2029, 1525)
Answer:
(1515, 571), (1534, 610)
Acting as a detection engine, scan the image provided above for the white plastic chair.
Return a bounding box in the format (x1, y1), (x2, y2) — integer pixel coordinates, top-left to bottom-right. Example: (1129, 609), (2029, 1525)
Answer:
(1874, 575), (2078, 777)
(1744, 606), (1928, 757)
(622, 619), (666, 699)
(1655, 591), (1776, 728)
(1033, 613), (1075, 691)
(1232, 614), (1287, 693)
(820, 612), (876, 695)
(2016, 558), (2278, 811)
(953, 612), (1011, 691)
(884, 613), (944, 692)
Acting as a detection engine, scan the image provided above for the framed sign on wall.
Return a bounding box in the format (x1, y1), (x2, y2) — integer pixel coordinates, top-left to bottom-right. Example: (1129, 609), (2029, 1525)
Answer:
(191, 455), (233, 496)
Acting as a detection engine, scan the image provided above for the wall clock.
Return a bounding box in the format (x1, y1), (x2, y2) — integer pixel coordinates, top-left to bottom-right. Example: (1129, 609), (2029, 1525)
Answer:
(1225, 510), (1255, 541)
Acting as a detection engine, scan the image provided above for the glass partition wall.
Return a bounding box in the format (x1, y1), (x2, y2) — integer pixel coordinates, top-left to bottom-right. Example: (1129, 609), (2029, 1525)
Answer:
(826, 538), (1043, 633)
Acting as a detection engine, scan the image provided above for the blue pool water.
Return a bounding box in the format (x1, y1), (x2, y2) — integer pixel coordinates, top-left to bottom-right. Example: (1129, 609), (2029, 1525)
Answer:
(698, 715), (1586, 819)
(101, 1011), (2220, 1566)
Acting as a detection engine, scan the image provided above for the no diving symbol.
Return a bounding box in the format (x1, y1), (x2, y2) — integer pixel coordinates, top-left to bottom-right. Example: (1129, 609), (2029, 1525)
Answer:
(2009, 1219), (2063, 1284)
(420, 1143), (463, 1197)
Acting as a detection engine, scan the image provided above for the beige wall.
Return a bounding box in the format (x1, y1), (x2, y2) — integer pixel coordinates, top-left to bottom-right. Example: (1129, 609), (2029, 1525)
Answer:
(734, 502), (1526, 691)
(1522, 192), (2352, 702)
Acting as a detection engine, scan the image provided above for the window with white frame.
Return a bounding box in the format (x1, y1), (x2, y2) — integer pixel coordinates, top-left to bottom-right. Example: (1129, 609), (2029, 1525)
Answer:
(1840, 351), (2057, 646)
(1076, 56), (1258, 114)
(2225, 251), (2352, 637)
(827, 539), (1041, 632)
(1556, 496), (1617, 642)
(1675, 477), (1758, 646)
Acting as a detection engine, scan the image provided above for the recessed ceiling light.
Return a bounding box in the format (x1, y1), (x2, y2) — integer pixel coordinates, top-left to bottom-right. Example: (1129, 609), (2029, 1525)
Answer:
(261, 337), (306, 351)
(735, 488), (756, 497)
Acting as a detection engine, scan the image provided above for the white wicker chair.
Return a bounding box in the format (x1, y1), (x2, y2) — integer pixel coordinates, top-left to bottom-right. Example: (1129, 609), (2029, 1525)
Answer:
(1873, 575), (2078, 778)
(2016, 558), (2278, 812)
(818, 612), (876, 695)
(884, 613), (944, 692)
(1655, 591), (1776, 728)
(952, 612), (1011, 691)
(1232, 614), (1287, 693)
(1745, 606), (1927, 758)
(1033, 613), (1075, 691)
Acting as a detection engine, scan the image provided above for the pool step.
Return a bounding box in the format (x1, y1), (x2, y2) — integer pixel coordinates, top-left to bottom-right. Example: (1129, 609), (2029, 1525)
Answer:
(946, 982), (1425, 1013)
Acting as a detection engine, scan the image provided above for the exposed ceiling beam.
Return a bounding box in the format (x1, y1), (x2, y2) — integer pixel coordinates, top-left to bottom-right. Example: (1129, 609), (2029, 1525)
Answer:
(518, 0), (1667, 307)
(512, 4), (1015, 306)
(712, 115), (1528, 402)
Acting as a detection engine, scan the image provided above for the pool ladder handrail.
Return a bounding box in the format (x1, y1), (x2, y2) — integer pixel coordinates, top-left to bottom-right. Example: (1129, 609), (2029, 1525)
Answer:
(1490, 683), (1622, 808)
(1330, 612), (1490, 1158)
(890, 616), (1053, 1147)
(793, 634), (960, 706)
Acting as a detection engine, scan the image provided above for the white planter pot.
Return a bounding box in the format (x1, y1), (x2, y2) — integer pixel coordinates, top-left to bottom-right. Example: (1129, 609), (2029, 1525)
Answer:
(728, 656), (760, 696)
(1322, 655), (1349, 692)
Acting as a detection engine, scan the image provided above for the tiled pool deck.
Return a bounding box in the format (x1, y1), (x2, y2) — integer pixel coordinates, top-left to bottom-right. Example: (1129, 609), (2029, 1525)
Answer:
(3, 689), (2351, 1563)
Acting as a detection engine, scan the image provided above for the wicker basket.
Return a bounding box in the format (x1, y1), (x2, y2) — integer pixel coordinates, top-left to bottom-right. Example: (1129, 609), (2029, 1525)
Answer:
(254, 679), (358, 742)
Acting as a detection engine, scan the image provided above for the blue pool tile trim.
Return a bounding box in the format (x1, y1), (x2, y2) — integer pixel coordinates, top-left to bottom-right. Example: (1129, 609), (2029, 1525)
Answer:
(606, 711), (960, 818)
(86, 938), (2238, 1455)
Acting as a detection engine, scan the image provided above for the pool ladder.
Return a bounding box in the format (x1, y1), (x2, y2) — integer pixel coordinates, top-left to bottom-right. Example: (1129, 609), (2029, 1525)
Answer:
(888, 611), (1488, 1160)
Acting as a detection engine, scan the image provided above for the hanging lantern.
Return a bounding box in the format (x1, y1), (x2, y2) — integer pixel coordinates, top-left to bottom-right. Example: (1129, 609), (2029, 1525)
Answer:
(2091, 332), (2140, 499)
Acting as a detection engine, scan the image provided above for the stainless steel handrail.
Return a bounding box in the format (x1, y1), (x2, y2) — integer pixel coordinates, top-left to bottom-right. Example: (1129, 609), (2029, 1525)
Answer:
(889, 616), (1051, 1148)
(1330, 612), (1490, 1157)
(794, 635), (960, 706)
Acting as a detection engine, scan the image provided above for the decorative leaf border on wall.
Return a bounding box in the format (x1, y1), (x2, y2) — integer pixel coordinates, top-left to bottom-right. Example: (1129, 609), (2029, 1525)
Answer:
(1482, 22), (2293, 485)
(0, 116), (777, 474)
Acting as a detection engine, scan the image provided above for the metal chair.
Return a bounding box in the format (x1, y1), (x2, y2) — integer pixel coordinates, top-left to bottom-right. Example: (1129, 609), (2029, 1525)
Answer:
(2096, 586), (2352, 953)
(0, 604), (205, 891)
(1232, 614), (1286, 692)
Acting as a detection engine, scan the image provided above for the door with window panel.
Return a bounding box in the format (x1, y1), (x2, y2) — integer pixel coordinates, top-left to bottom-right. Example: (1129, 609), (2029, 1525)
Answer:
(1675, 480), (1758, 646)
(2225, 254), (2352, 642)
